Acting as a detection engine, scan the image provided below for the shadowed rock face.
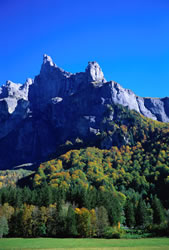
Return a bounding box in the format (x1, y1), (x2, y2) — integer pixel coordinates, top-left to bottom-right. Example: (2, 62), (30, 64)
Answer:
(0, 55), (168, 169)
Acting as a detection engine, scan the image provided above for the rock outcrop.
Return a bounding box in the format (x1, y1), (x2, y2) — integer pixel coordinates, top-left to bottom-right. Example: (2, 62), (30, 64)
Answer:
(0, 55), (168, 169)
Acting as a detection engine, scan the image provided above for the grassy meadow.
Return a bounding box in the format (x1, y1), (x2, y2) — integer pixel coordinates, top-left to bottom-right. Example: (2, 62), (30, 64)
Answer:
(0, 238), (169, 250)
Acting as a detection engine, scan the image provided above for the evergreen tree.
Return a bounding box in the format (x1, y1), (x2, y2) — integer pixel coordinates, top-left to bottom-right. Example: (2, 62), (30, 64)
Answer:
(95, 206), (109, 237)
(46, 204), (56, 236)
(15, 188), (23, 208)
(97, 190), (124, 226)
(0, 216), (9, 238)
(38, 184), (53, 207)
(66, 205), (77, 237)
(22, 186), (32, 204)
(152, 196), (165, 225)
(38, 223), (46, 236)
(55, 207), (67, 237)
(9, 209), (23, 237)
(86, 187), (97, 209)
(76, 186), (88, 208)
(135, 198), (148, 228)
(125, 199), (135, 228)
(37, 206), (47, 237)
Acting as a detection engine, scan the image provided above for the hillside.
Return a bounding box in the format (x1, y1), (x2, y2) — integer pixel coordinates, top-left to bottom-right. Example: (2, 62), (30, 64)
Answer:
(0, 55), (169, 169)
(0, 102), (169, 238)
(33, 104), (169, 206)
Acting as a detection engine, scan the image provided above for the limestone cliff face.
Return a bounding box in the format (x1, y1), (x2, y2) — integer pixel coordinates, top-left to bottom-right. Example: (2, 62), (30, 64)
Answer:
(0, 79), (32, 140)
(108, 81), (169, 122)
(29, 55), (106, 111)
(0, 55), (168, 169)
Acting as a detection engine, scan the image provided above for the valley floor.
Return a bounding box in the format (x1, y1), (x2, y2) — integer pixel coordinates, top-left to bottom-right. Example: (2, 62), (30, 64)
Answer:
(0, 238), (169, 250)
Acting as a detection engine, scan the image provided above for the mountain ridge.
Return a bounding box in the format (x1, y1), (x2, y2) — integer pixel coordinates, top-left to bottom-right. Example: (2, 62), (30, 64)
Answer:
(1, 55), (169, 121)
(0, 55), (168, 169)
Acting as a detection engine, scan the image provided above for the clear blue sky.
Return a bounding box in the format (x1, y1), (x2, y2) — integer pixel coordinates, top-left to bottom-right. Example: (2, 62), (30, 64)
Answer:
(0, 0), (169, 97)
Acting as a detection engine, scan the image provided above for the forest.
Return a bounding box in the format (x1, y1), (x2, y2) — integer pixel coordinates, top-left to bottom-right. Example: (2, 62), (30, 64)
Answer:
(0, 104), (169, 238)
(0, 183), (168, 238)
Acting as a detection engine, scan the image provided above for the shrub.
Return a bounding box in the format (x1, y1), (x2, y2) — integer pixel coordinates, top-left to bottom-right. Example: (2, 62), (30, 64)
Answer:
(148, 223), (169, 236)
(103, 226), (125, 239)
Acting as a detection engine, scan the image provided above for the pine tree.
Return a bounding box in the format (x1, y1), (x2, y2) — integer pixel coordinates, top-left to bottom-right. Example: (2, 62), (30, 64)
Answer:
(87, 187), (97, 209)
(66, 205), (77, 237)
(0, 216), (9, 238)
(22, 186), (32, 204)
(56, 208), (67, 237)
(39, 183), (53, 207)
(46, 204), (57, 237)
(125, 199), (135, 228)
(135, 198), (148, 228)
(152, 196), (165, 225)
(95, 206), (109, 237)
(9, 209), (23, 237)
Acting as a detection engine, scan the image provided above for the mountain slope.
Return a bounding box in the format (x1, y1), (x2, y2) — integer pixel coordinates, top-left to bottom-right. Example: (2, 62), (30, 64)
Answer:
(0, 55), (168, 169)
(33, 114), (169, 206)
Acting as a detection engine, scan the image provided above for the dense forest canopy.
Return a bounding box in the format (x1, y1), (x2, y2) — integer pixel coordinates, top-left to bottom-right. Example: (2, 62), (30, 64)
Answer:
(0, 103), (169, 238)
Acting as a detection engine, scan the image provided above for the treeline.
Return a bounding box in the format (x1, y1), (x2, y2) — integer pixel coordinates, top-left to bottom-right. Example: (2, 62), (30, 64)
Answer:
(0, 185), (169, 238)
(0, 202), (111, 238)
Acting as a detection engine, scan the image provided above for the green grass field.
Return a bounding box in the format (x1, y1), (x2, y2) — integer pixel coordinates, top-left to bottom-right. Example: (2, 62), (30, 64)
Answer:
(0, 238), (169, 250)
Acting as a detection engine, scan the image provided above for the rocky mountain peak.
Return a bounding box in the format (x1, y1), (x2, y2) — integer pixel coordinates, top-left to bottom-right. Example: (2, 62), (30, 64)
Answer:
(85, 61), (106, 83)
(0, 55), (169, 169)
(40, 54), (56, 75)
(40, 54), (71, 79)
(43, 54), (55, 67)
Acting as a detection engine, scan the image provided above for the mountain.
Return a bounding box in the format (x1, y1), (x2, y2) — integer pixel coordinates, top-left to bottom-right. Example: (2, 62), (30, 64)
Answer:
(0, 55), (169, 169)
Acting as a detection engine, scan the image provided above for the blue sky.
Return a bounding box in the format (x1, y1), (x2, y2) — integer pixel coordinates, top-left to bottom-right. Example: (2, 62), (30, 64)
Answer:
(0, 0), (169, 97)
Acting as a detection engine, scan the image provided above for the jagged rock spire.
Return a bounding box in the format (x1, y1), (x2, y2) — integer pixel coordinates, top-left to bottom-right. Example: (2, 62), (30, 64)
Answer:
(0, 54), (169, 169)
(40, 54), (56, 75)
(43, 54), (55, 66)
(85, 61), (106, 83)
